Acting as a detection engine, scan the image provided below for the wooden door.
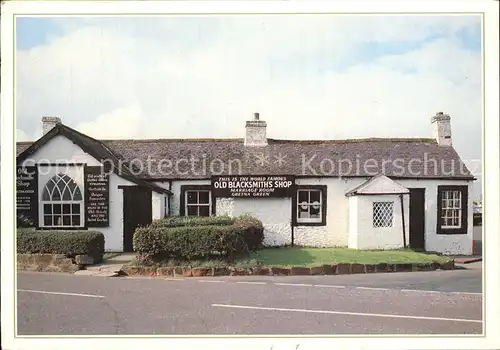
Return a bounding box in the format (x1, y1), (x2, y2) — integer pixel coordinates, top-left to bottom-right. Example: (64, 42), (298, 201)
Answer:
(122, 186), (152, 252)
(409, 188), (425, 251)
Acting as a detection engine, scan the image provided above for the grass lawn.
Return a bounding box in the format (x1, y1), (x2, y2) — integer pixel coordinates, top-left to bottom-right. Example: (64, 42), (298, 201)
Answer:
(233, 247), (450, 267)
(129, 247), (451, 268)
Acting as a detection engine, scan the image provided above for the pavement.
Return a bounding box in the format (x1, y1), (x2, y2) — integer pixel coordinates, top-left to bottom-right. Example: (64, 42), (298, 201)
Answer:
(16, 264), (482, 335)
(74, 253), (136, 277)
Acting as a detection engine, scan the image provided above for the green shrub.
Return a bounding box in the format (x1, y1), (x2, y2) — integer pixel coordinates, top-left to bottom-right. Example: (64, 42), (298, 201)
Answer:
(234, 214), (264, 251)
(151, 215), (234, 228)
(17, 230), (105, 263)
(133, 224), (247, 261)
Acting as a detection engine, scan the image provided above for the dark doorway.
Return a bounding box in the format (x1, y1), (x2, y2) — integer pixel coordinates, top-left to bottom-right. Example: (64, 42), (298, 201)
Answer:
(123, 186), (152, 252)
(409, 188), (426, 251)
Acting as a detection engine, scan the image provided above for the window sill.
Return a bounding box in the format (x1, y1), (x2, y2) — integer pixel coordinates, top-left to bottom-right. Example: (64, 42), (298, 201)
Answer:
(295, 222), (326, 227)
(37, 227), (87, 231)
(436, 228), (468, 235)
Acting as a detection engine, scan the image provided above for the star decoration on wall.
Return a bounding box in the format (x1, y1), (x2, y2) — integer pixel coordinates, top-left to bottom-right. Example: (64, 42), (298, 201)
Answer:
(274, 152), (287, 167)
(254, 153), (270, 167)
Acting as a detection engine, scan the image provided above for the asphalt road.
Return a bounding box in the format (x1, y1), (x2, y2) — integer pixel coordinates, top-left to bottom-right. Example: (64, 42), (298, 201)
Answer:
(16, 265), (483, 335)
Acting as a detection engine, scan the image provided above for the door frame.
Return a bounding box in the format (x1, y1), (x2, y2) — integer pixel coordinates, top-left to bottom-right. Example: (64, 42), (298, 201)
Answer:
(122, 186), (152, 252)
(408, 187), (426, 251)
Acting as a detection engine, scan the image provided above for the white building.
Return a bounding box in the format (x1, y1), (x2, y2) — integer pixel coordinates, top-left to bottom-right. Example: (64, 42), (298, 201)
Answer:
(16, 112), (475, 255)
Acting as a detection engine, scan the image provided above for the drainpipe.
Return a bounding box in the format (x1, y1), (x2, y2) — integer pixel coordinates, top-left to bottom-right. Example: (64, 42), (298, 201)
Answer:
(290, 219), (294, 247)
(400, 193), (407, 248)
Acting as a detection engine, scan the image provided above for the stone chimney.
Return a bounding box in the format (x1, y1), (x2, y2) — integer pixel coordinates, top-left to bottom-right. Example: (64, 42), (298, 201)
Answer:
(244, 112), (267, 147)
(42, 116), (61, 135)
(431, 112), (452, 146)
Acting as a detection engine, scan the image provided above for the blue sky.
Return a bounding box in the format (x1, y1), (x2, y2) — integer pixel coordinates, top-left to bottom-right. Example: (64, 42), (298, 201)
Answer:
(16, 16), (481, 63)
(15, 15), (483, 196)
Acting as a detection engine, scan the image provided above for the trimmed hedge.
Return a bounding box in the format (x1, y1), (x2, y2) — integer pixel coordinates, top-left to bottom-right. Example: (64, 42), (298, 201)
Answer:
(134, 215), (264, 261)
(151, 216), (234, 228)
(17, 230), (105, 263)
(234, 214), (264, 251)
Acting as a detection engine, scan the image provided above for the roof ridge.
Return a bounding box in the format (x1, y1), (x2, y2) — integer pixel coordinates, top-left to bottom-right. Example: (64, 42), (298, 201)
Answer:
(101, 138), (244, 143)
(17, 136), (437, 144)
(268, 137), (437, 143)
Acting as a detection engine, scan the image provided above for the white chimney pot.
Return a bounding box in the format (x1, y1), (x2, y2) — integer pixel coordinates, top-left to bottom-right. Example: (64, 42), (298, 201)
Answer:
(42, 116), (61, 135)
(431, 112), (452, 146)
(244, 112), (267, 147)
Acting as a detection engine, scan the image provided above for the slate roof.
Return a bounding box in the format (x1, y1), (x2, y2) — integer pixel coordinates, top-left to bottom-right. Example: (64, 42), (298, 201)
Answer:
(16, 124), (474, 181)
(345, 174), (410, 197)
(16, 124), (171, 194)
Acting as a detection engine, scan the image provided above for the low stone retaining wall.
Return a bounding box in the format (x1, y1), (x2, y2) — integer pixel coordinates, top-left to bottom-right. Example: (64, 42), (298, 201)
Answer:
(121, 261), (455, 277)
(17, 254), (86, 273)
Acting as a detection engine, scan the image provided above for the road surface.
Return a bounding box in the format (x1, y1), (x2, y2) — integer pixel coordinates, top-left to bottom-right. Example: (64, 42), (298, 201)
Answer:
(16, 264), (482, 335)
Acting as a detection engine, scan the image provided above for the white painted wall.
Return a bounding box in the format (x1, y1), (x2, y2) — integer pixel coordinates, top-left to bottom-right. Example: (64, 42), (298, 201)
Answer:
(397, 179), (473, 255)
(21, 135), (102, 166)
(294, 177), (365, 247)
(348, 196), (358, 248)
(20, 134), (158, 252)
(216, 197), (292, 246)
(170, 180), (210, 216)
(168, 176), (473, 254)
(349, 194), (409, 250)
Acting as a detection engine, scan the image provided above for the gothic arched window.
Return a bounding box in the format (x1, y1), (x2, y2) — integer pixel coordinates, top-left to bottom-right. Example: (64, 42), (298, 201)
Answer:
(41, 173), (83, 227)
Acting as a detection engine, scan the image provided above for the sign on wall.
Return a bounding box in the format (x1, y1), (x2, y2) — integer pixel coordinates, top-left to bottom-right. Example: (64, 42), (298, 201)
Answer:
(211, 175), (295, 198)
(85, 166), (110, 227)
(16, 166), (38, 227)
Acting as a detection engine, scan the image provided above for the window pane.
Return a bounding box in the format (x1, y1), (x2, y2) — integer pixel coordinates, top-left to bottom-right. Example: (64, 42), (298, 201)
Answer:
(187, 192), (197, 204)
(298, 190), (308, 203)
(54, 216), (63, 226)
(44, 216), (52, 226)
(298, 207), (309, 218)
(44, 204), (52, 214)
(73, 187), (83, 201)
(310, 206), (320, 218)
(199, 205), (210, 217)
(42, 188), (51, 201)
(72, 215), (81, 226)
(53, 204), (62, 214)
(309, 190), (321, 203)
(56, 178), (66, 197)
(373, 202), (394, 228)
(62, 187), (72, 200)
(63, 215), (71, 226)
(72, 204), (80, 214)
(198, 191), (210, 204)
(63, 204), (71, 214)
(52, 188), (61, 200)
(187, 206), (198, 216)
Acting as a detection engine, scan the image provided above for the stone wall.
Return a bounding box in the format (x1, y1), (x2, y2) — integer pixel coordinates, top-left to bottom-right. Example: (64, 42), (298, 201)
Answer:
(17, 254), (82, 273)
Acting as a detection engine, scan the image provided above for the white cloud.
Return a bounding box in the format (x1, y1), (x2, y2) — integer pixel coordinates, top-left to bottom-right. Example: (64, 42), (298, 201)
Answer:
(76, 105), (145, 139)
(15, 15), (482, 195)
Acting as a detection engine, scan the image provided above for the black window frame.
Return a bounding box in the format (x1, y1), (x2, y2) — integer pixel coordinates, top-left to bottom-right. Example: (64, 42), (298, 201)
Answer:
(436, 185), (468, 235)
(179, 185), (215, 217)
(292, 185), (327, 226)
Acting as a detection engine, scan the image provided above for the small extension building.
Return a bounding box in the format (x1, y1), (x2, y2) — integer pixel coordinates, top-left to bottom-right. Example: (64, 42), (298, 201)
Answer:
(16, 112), (475, 255)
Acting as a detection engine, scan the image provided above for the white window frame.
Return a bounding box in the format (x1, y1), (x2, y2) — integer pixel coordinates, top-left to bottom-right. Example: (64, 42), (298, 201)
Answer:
(441, 190), (462, 229)
(40, 173), (84, 228)
(372, 201), (394, 228)
(185, 190), (212, 217)
(296, 189), (323, 224)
